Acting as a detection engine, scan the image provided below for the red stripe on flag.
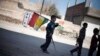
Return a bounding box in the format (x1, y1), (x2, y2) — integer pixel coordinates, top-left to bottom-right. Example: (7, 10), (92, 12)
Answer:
(28, 13), (39, 27)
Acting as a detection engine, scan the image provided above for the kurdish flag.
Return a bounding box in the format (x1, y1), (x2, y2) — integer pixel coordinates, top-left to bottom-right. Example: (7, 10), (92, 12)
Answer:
(28, 12), (48, 30)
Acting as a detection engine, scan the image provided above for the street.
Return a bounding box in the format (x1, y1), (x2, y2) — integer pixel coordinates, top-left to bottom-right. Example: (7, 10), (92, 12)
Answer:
(0, 28), (95, 56)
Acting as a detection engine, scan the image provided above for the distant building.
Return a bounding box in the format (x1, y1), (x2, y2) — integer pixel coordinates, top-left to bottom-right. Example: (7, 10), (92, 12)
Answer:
(65, 2), (86, 25)
(65, 2), (100, 37)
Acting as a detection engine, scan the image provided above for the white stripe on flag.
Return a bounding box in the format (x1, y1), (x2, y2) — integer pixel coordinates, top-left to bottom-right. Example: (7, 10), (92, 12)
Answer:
(23, 11), (33, 27)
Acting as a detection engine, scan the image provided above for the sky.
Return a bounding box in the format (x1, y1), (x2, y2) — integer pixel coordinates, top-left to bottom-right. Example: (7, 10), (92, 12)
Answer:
(30, 0), (100, 17)
(91, 0), (100, 9)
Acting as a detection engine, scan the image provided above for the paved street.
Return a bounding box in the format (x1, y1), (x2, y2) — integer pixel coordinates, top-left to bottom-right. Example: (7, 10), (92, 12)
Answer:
(0, 28), (95, 56)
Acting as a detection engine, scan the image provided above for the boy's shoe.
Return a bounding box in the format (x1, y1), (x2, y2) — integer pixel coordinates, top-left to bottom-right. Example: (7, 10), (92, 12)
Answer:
(40, 45), (44, 51)
(43, 50), (49, 54)
(70, 51), (73, 56)
(40, 45), (43, 49)
(40, 46), (49, 54)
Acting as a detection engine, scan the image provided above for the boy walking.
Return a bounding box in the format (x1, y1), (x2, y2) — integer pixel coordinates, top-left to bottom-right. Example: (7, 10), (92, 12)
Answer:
(88, 28), (99, 56)
(70, 23), (88, 56)
(40, 15), (59, 54)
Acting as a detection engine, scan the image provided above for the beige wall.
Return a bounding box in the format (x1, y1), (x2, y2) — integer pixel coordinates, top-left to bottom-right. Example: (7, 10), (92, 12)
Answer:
(0, 0), (39, 21)
(0, 0), (19, 10)
(0, 0), (25, 21)
(83, 16), (100, 37)
(84, 16), (100, 25)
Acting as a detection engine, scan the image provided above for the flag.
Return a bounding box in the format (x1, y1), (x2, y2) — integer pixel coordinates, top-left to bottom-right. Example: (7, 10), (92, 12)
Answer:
(22, 11), (33, 27)
(28, 12), (49, 30)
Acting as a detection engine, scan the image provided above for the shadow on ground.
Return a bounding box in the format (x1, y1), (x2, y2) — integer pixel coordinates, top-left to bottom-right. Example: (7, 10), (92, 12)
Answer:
(0, 28), (96, 56)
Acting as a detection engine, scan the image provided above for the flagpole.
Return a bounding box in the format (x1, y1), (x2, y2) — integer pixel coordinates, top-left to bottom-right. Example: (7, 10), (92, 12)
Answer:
(40, 0), (45, 15)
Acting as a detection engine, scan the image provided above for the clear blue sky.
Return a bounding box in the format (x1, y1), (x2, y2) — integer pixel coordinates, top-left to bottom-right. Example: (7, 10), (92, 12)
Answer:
(91, 0), (100, 9)
(30, 0), (100, 16)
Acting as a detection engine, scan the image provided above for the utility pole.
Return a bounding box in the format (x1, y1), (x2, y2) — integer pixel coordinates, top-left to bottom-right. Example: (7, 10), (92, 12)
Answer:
(40, 0), (45, 15)
(83, 0), (92, 20)
(66, 0), (70, 10)
(64, 0), (70, 20)
(72, 0), (77, 23)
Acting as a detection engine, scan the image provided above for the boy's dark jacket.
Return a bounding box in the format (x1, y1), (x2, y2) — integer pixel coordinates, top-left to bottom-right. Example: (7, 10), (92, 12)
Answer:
(76, 27), (86, 44)
(46, 21), (58, 35)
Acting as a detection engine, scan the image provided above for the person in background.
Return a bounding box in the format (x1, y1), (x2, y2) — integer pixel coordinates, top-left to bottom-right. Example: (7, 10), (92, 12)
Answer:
(88, 28), (99, 56)
(70, 23), (88, 56)
(40, 15), (59, 54)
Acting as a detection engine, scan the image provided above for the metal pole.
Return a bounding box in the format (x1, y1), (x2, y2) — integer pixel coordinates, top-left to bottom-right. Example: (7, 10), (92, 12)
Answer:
(52, 38), (64, 56)
(75, 0), (77, 6)
(68, 0), (70, 7)
(66, 0), (70, 11)
(72, 0), (77, 23)
(52, 38), (57, 52)
(83, 0), (87, 21)
(99, 25), (100, 35)
(64, 0), (70, 20)
(40, 0), (45, 15)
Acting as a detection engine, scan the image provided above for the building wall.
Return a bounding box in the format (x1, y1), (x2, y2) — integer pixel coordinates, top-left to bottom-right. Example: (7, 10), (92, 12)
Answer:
(0, 0), (20, 10)
(65, 2), (86, 25)
(84, 16), (100, 25)
(83, 16), (100, 37)
(0, 0), (27, 21)
(0, 0), (42, 21)
(73, 16), (84, 25)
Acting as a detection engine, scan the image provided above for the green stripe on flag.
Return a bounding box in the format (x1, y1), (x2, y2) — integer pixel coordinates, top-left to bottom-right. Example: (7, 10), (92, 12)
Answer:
(42, 18), (49, 25)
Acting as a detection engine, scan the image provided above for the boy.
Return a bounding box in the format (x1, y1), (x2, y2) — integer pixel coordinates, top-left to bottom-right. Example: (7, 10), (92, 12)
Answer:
(88, 28), (99, 56)
(70, 23), (88, 56)
(40, 15), (59, 54)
